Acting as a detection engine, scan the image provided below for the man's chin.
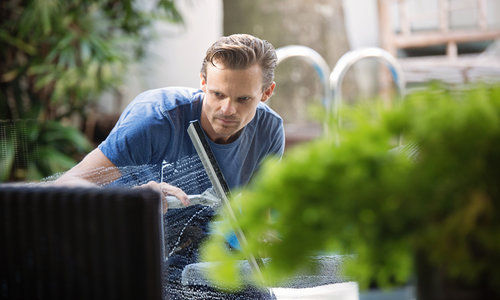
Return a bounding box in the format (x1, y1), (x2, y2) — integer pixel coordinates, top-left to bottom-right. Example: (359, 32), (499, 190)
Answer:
(214, 128), (236, 137)
(213, 125), (242, 142)
(215, 121), (239, 131)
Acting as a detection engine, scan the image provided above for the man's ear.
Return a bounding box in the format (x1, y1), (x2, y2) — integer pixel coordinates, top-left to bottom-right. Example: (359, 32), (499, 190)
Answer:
(261, 81), (276, 102)
(200, 73), (207, 92)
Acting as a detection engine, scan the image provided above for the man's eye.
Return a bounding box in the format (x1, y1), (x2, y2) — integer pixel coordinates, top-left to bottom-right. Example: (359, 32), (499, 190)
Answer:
(214, 92), (224, 98)
(238, 97), (250, 102)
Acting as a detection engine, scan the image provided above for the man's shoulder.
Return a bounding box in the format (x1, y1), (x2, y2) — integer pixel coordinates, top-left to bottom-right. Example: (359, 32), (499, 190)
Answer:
(131, 87), (203, 112)
(255, 102), (283, 125)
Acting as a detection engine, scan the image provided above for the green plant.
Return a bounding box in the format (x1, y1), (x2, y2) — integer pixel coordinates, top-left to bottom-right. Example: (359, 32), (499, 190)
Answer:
(0, 0), (182, 181)
(201, 83), (500, 296)
(0, 119), (92, 181)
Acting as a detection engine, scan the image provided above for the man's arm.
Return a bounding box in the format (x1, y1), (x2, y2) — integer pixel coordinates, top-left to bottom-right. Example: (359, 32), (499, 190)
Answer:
(54, 148), (121, 186)
(54, 148), (189, 212)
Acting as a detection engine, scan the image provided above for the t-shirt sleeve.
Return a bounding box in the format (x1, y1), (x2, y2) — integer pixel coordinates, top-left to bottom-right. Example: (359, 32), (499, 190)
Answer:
(98, 101), (170, 167)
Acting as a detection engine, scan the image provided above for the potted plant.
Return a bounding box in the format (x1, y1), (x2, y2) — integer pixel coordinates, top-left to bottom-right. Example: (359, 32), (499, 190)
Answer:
(0, 0), (182, 182)
(201, 83), (500, 299)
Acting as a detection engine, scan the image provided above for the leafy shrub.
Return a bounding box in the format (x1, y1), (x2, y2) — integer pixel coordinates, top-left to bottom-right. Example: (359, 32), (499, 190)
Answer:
(0, 0), (182, 181)
(201, 83), (500, 293)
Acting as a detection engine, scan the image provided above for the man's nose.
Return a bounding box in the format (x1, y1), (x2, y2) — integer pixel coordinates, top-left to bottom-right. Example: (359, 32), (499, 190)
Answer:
(220, 98), (236, 115)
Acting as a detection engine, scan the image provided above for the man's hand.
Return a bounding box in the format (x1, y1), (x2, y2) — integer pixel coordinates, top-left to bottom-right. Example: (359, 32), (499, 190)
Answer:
(138, 181), (190, 214)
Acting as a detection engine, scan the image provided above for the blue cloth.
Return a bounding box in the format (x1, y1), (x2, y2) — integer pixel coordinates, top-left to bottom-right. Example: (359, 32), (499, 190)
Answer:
(98, 86), (285, 190)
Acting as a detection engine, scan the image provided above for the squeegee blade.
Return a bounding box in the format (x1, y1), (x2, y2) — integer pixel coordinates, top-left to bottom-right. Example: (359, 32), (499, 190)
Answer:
(187, 120), (265, 283)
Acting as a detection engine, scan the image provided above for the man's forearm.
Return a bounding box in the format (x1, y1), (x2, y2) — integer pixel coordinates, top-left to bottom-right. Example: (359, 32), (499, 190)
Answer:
(53, 164), (121, 187)
(53, 173), (99, 187)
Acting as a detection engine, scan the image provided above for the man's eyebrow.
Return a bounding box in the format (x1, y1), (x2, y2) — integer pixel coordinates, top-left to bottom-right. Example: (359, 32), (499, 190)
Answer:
(207, 88), (223, 94)
(207, 88), (254, 98)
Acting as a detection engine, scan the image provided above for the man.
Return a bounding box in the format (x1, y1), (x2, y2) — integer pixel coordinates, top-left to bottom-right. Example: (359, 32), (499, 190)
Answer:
(57, 34), (282, 299)
(56, 34), (285, 212)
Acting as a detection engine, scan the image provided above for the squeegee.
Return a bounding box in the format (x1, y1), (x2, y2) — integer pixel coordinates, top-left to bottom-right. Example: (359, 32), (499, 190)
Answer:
(187, 120), (265, 284)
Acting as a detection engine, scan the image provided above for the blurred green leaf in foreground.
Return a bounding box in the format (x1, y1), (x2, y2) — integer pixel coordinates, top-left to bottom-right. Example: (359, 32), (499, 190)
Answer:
(201, 83), (500, 295)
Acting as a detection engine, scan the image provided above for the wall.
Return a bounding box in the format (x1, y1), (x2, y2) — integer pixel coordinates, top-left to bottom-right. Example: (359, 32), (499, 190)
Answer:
(341, 0), (500, 96)
(98, 0), (223, 113)
(223, 0), (353, 127)
(342, 0), (500, 50)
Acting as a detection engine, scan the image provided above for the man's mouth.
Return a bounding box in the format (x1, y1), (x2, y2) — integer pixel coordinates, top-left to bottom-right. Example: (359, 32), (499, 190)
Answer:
(216, 117), (238, 125)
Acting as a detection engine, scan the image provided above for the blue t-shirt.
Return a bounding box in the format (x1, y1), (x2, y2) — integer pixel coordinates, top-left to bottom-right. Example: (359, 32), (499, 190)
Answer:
(98, 87), (285, 192)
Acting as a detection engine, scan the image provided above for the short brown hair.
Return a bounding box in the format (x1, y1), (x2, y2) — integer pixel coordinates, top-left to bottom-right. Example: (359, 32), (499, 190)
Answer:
(201, 34), (277, 90)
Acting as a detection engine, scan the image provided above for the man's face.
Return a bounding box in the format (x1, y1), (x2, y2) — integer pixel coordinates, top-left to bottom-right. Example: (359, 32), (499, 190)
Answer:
(200, 62), (275, 144)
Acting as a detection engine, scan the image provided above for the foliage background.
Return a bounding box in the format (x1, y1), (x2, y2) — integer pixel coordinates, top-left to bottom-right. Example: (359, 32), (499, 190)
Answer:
(201, 84), (500, 296)
(0, 0), (182, 182)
